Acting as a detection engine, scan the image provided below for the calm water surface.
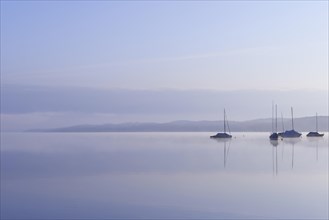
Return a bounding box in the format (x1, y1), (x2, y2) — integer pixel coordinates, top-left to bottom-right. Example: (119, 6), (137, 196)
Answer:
(1, 132), (328, 219)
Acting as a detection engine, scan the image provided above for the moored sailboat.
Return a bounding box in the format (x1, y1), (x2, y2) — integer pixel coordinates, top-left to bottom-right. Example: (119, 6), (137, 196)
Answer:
(210, 109), (232, 139)
(307, 113), (324, 137)
(281, 107), (301, 138)
(269, 103), (278, 140)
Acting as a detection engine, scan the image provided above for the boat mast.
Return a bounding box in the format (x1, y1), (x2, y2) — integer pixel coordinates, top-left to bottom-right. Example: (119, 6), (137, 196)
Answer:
(275, 105), (278, 133)
(226, 111), (231, 134)
(224, 108), (226, 133)
(291, 107), (294, 130)
(281, 112), (285, 132)
(271, 101), (274, 133)
(315, 113), (318, 132)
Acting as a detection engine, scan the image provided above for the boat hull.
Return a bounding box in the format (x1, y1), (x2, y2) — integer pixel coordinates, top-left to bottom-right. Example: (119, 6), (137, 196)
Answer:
(269, 133), (279, 140)
(281, 130), (302, 138)
(306, 132), (324, 137)
(210, 133), (232, 138)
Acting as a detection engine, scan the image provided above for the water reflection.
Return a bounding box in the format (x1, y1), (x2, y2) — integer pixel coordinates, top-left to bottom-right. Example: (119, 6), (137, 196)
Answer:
(211, 135), (327, 175)
(1, 132), (328, 219)
(269, 140), (279, 176)
(306, 137), (323, 161)
(2, 133), (326, 179)
(212, 138), (231, 168)
(281, 140), (285, 161)
(269, 140), (279, 147)
(282, 138), (301, 169)
(282, 137), (301, 145)
(268, 137), (323, 175)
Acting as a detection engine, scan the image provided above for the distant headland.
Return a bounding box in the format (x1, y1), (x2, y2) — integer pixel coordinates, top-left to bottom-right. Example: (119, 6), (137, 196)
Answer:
(29, 116), (329, 132)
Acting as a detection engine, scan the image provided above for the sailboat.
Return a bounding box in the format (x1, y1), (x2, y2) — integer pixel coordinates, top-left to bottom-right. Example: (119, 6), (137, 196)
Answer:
(281, 107), (302, 138)
(269, 103), (279, 140)
(306, 113), (324, 137)
(210, 109), (232, 139)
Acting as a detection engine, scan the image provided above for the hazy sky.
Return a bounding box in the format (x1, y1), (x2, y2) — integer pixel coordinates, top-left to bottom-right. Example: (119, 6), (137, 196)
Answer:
(2, 1), (328, 90)
(1, 1), (328, 130)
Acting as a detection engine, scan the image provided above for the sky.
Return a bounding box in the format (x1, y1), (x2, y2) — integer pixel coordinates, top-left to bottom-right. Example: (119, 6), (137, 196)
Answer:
(1, 1), (328, 130)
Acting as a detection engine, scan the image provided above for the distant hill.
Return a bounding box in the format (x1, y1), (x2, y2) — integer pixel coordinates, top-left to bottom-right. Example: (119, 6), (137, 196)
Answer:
(30, 116), (329, 132)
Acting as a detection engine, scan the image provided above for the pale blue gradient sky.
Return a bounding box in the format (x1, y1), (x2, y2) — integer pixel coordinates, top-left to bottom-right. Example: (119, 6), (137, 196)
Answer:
(1, 1), (328, 90)
(1, 1), (328, 130)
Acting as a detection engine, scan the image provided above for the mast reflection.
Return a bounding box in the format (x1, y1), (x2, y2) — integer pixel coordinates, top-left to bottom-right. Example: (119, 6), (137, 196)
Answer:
(270, 140), (279, 176)
(306, 137), (322, 161)
(282, 138), (301, 169)
(213, 138), (232, 168)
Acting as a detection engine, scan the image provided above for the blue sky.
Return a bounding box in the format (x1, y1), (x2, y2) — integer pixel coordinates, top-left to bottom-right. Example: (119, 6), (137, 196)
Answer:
(1, 1), (327, 90)
(1, 1), (328, 130)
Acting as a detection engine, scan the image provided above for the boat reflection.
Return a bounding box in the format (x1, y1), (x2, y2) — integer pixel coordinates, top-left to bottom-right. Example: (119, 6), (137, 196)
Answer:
(306, 137), (323, 161)
(269, 140), (279, 176)
(212, 138), (232, 168)
(269, 140), (279, 147)
(282, 138), (301, 145)
(282, 138), (301, 169)
(269, 138), (303, 175)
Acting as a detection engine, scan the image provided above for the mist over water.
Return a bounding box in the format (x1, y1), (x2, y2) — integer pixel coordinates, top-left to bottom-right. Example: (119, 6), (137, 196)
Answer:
(1, 132), (328, 219)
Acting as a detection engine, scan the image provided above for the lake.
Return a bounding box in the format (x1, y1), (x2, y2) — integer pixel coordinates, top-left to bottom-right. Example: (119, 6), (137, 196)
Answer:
(1, 132), (328, 219)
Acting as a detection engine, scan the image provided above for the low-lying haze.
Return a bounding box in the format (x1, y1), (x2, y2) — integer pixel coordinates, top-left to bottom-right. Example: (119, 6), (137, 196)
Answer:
(1, 84), (327, 131)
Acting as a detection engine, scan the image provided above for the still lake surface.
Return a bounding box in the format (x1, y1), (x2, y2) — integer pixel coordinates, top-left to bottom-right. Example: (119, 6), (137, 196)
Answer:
(1, 132), (328, 219)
